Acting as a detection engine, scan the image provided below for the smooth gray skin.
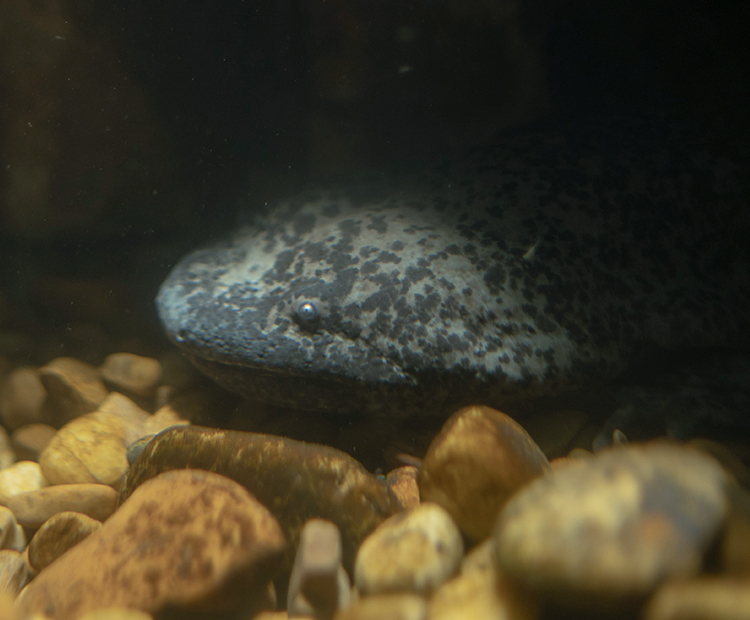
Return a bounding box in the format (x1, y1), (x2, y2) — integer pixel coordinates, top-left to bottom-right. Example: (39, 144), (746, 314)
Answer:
(157, 117), (750, 417)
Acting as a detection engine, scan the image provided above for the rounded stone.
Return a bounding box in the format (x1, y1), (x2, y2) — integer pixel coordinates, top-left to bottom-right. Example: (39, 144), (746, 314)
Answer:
(386, 466), (420, 511)
(643, 577), (750, 620)
(354, 502), (463, 596)
(494, 442), (729, 604)
(287, 519), (350, 619)
(16, 469), (286, 619)
(0, 461), (47, 505)
(0, 506), (25, 551)
(428, 569), (538, 620)
(419, 405), (550, 540)
(78, 610), (154, 620)
(38, 357), (109, 424)
(38, 393), (148, 488)
(0, 549), (29, 598)
(99, 353), (163, 397)
(10, 424), (57, 462)
(0, 367), (48, 430)
(7, 483), (118, 528)
(120, 426), (401, 576)
(333, 594), (427, 620)
(27, 511), (102, 572)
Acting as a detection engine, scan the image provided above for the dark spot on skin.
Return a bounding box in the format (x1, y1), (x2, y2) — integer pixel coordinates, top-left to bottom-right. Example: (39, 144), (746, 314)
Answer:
(361, 261), (380, 275)
(293, 213), (316, 236)
(445, 244), (461, 255)
(368, 216), (388, 234)
(391, 240), (405, 251)
(405, 265), (431, 283)
(375, 251), (401, 264)
(482, 265), (507, 293)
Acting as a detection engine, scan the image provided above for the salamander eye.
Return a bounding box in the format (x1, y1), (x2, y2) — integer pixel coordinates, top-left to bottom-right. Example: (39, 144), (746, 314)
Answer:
(295, 300), (320, 328)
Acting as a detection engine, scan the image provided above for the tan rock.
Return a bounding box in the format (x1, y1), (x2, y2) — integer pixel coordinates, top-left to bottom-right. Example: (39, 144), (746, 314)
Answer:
(461, 538), (496, 575)
(495, 441), (729, 605)
(333, 594), (426, 620)
(288, 519), (350, 620)
(39, 357), (108, 423)
(140, 404), (190, 437)
(419, 406), (550, 541)
(0, 506), (25, 551)
(95, 392), (150, 446)
(27, 511), (102, 572)
(644, 577), (750, 620)
(38, 393), (147, 488)
(721, 484), (750, 575)
(0, 591), (18, 620)
(0, 367), (48, 430)
(16, 469), (287, 619)
(0, 549), (29, 597)
(0, 427), (15, 470)
(354, 502), (463, 596)
(428, 568), (538, 620)
(7, 483), (118, 528)
(0, 461), (46, 505)
(100, 353), (163, 397)
(386, 466), (419, 510)
(78, 610), (154, 620)
(10, 424), (57, 462)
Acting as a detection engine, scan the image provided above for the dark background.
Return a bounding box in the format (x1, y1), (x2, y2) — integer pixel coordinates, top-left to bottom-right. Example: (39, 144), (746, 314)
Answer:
(0, 0), (748, 365)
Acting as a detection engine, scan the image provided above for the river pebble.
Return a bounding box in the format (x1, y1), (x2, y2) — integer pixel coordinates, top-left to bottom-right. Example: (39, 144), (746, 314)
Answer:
(333, 593), (427, 620)
(10, 424), (57, 462)
(0, 462), (47, 511)
(122, 425), (402, 576)
(494, 441), (729, 609)
(16, 469), (286, 619)
(0, 367), (48, 430)
(99, 352), (163, 398)
(354, 502), (463, 596)
(644, 577), (750, 620)
(38, 357), (109, 424)
(27, 510), (102, 571)
(0, 506), (25, 551)
(0, 549), (29, 597)
(7, 483), (118, 528)
(419, 405), (550, 541)
(287, 519), (350, 620)
(386, 466), (420, 511)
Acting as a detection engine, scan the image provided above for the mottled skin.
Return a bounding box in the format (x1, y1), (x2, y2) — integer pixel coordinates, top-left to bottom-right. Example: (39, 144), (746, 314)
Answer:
(157, 116), (750, 417)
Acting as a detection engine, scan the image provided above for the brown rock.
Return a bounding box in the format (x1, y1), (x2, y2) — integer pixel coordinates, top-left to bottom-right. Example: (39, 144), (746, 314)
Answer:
(100, 353), (163, 398)
(428, 568), (538, 620)
(0, 506), (25, 551)
(333, 594), (426, 620)
(287, 519), (350, 620)
(0, 461), (47, 505)
(644, 577), (750, 620)
(0, 367), (48, 429)
(27, 511), (102, 572)
(0, 549), (29, 597)
(419, 406), (550, 541)
(386, 466), (420, 511)
(0, 427), (14, 470)
(39, 357), (108, 423)
(10, 423), (57, 462)
(7, 483), (118, 528)
(354, 502), (463, 596)
(495, 441), (729, 606)
(120, 426), (401, 575)
(16, 469), (286, 619)
(461, 538), (497, 575)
